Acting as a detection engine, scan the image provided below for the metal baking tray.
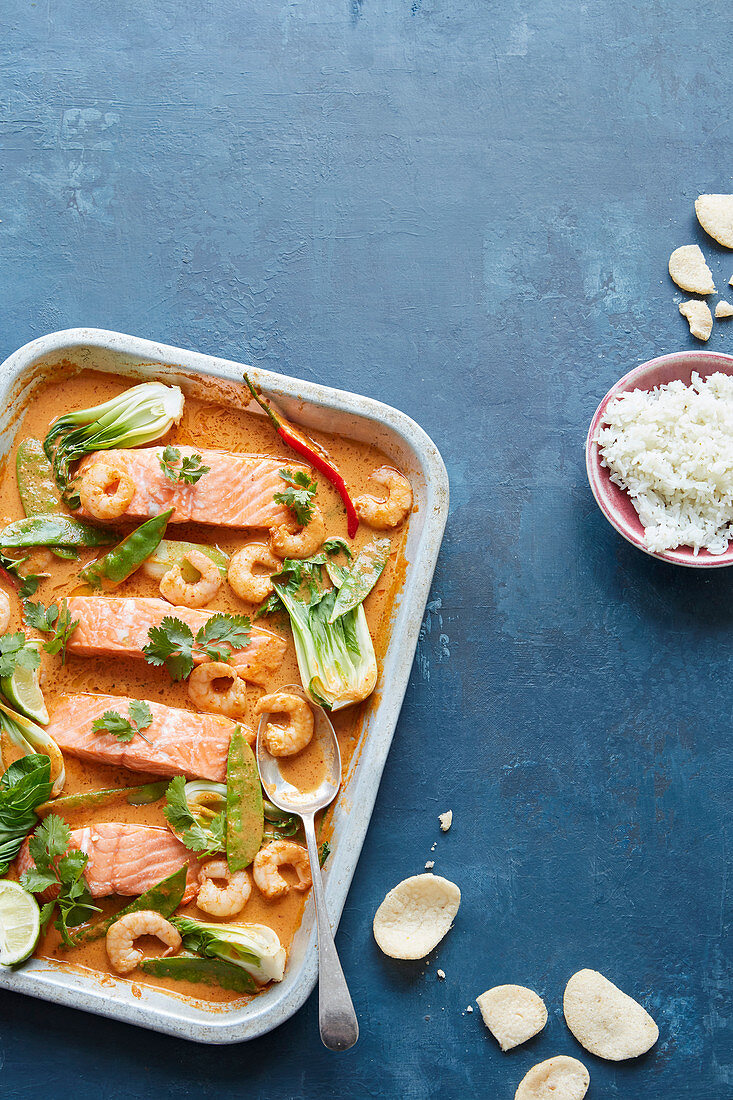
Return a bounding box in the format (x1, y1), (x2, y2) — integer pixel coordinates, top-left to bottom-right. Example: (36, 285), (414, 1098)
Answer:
(0, 328), (449, 1042)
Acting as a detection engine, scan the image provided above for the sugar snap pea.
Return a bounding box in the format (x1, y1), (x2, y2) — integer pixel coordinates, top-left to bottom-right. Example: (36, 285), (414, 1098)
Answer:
(0, 514), (116, 549)
(140, 953), (256, 994)
(16, 439), (77, 561)
(226, 726), (263, 872)
(36, 780), (167, 817)
(68, 865), (187, 946)
(79, 509), (173, 590)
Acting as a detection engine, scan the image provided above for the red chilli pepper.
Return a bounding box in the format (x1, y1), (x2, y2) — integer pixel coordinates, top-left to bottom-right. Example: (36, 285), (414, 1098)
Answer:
(244, 374), (360, 539)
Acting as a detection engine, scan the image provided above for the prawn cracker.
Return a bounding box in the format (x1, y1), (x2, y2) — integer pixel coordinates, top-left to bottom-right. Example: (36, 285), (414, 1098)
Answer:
(514, 1056), (589, 1100)
(476, 984), (547, 1051)
(563, 968), (659, 1061)
(373, 873), (460, 960)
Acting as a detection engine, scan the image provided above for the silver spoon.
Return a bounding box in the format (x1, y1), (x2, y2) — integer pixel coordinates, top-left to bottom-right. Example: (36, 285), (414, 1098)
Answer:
(256, 686), (359, 1052)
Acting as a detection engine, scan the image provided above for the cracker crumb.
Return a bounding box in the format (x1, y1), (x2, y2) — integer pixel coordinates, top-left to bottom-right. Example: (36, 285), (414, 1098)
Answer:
(431, 843), (437, 851)
(439, 810), (453, 832)
(425, 860), (435, 869)
(466, 1005), (473, 1013)
(437, 969), (446, 980)
(715, 300), (733, 319)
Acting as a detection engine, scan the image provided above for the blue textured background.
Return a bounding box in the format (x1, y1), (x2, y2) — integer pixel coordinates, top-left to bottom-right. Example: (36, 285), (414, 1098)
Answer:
(2, 1), (732, 1097)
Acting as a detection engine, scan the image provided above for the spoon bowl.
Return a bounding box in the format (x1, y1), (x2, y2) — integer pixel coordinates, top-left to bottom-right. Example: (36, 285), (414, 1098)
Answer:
(255, 685), (358, 1052)
(256, 685), (341, 816)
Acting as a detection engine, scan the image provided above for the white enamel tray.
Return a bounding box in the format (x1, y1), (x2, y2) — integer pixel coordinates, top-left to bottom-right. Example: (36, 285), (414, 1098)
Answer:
(0, 329), (449, 1042)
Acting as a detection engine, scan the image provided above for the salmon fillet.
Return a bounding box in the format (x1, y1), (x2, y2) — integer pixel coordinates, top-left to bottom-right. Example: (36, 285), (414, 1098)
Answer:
(66, 596), (286, 683)
(75, 447), (299, 528)
(16, 823), (200, 903)
(47, 693), (235, 781)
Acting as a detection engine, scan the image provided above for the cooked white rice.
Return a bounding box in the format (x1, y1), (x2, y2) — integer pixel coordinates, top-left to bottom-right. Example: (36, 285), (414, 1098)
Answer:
(595, 372), (733, 555)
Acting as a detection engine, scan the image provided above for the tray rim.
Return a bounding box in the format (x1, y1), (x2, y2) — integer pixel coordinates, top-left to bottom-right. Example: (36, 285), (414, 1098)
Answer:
(0, 327), (449, 1043)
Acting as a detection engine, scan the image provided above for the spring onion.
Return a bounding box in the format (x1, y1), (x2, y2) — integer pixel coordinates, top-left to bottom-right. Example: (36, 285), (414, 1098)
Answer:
(172, 916), (286, 984)
(44, 382), (184, 507)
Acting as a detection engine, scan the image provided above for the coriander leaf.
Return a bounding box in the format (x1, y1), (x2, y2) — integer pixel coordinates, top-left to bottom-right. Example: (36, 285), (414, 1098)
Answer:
(57, 848), (88, 886)
(129, 700), (153, 729)
(92, 700), (154, 743)
(196, 613), (251, 661)
(21, 814), (99, 947)
(164, 777), (226, 857)
(23, 599), (58, 633)
(92, 709), (136, 742)
(274, 468), (317, 526)
(19, 573), (45, 600)
(319, 840), (330, 867)
(178, 454), (210, 484)
(159, 446), (210, 485)
(0, 632), (40, 680)
(143, 617), (195, 681)
(39, 900), (56, 931)
(162, 776), (192, 832)
(20, 866), (58, 894)
(31, 814), (70, 865)
(182, 810), (226, 856)
(159, 445), (182, 481)
(23, 598), (79, 664)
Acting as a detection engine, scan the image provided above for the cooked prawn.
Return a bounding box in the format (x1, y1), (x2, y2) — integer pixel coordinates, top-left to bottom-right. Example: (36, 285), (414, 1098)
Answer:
(188, 662), (248, 718)
(197, 860), (252, 917)
(105, 910), (182, 975)
(159, 548), (222, 609)
(228, 544), (281, 603)
(0, 590), (11, 635)
(269, 506), (325, 559)
(253, 840), (312, 899)
(78, 461), (135, 521)
(255, 692), (314, 757)
(355, 466), (413, 529)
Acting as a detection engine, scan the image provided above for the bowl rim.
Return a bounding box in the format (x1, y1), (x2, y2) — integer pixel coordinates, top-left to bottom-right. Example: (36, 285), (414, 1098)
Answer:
(586, 349), (733, 568)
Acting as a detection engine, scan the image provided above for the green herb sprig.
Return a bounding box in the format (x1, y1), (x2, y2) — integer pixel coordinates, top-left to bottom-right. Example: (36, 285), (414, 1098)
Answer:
(0, 632), (41, 680)
(164, 776), (226, 857)
(159, 446), (210, 485)
(274, 468), (317, 526)
(20, 814), (100, 946)
(23, 598), (80, 664)
(143, 613), (251, 681)
(92, 700), (153, 744)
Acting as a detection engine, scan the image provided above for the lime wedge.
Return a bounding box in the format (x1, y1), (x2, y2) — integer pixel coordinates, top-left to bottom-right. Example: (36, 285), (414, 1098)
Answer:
(0, 880), (41, 966)
(1, 641), (49, 725)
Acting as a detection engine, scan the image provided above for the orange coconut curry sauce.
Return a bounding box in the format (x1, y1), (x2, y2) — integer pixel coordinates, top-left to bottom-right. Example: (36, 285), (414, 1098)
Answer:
(0, 367), (409, 1008)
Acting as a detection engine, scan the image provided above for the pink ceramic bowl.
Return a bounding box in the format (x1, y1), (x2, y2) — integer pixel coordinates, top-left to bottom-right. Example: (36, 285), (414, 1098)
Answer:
(586, 350), (733, 567)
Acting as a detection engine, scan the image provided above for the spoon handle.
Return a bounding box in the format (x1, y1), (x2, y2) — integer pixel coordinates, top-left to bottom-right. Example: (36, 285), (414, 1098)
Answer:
(301, 812), (359, 1052)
